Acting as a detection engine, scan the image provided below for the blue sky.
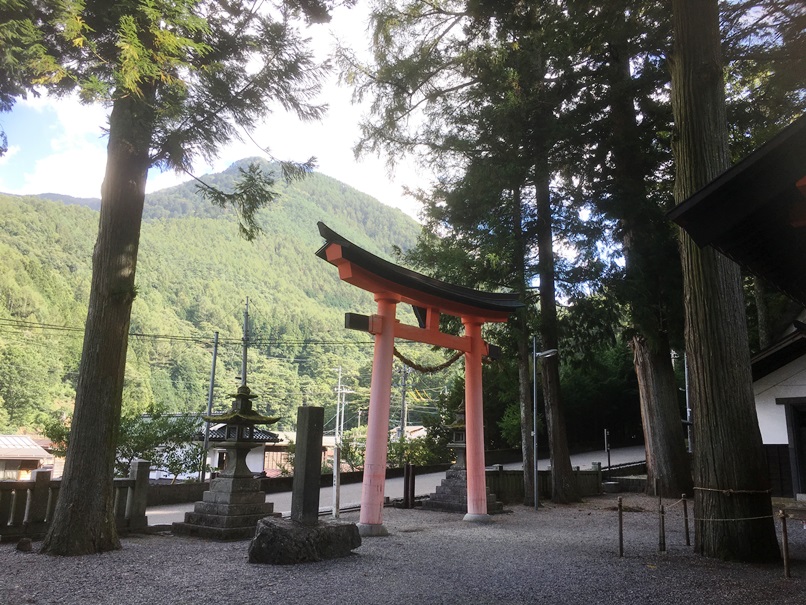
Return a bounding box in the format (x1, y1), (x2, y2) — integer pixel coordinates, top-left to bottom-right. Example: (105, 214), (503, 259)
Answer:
(0, 3), (423, 219)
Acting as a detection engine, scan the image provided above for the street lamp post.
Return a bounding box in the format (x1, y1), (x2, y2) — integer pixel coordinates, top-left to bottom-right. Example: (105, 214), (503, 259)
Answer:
(532, 338), (558, 511)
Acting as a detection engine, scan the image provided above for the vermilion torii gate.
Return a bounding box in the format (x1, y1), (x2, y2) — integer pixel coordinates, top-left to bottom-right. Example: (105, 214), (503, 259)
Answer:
(316, 223), (523, 536)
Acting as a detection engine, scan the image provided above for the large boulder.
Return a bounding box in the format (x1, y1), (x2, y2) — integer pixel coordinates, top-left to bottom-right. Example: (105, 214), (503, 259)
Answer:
(248, 517), (361, 565)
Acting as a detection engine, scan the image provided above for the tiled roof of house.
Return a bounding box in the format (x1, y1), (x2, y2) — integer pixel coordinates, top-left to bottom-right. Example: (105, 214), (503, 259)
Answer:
(0, 435), (52, 460)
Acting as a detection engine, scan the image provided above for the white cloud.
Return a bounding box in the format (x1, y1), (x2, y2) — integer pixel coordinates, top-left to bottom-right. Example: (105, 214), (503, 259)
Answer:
(4, 3), (429, 220)
(0, 145), (20, 165)
(22, 144), (107, 197)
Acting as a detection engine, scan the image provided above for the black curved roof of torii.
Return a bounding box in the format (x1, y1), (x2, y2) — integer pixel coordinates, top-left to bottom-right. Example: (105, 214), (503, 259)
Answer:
(315, 222), (524, 316)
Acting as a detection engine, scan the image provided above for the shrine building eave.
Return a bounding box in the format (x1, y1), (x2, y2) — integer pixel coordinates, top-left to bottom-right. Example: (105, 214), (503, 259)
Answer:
(315, 222), (524, 322)
(667, 115), (806, 306)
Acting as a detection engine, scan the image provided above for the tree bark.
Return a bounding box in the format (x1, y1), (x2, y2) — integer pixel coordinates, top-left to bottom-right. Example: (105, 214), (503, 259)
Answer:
(511, 186), (535, 506)
(630, 335), (692, 497)
(670, 0), (779, 562)
(516, 323), (535, 507)
(41, 94), (155, 555)
(604, 17), (692, 499)
(753, 277), (771, 350)
(535, 149), (579, 504)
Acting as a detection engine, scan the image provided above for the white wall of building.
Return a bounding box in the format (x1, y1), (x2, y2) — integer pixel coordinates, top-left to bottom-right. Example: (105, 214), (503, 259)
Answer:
(753, 354), (806, 444)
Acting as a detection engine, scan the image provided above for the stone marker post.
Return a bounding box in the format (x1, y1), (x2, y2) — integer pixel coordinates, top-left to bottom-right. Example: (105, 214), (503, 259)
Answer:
(292, 406), (324, 525)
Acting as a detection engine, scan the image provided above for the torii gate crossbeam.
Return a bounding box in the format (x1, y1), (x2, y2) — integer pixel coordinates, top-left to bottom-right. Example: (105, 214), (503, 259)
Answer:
(316, 222), (523, 536)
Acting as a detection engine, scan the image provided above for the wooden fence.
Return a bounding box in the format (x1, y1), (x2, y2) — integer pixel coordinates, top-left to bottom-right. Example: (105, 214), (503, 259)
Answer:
(486, 467), (603, 504)
(0, 459), (150, 542)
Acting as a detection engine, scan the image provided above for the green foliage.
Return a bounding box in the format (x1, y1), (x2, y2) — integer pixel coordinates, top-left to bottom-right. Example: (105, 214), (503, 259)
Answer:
(560, 341), (642, 449)
(340, 426), (366, 471)
(160, 440), (207, 483)
(387, 435), (447, 468)
(115, 413), (202, 478)
(498, 403), (526, 449)
(0, 167), (420, 435)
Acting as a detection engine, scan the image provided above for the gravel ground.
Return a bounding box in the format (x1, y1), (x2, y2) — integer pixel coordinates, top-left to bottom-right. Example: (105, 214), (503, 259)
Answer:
(2, 494), (804, 605)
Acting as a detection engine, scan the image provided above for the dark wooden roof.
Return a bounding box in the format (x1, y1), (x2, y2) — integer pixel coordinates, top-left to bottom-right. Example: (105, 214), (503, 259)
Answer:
(201, 425), (280, 443)
(751, 322), (806, 382)
(668, 116), (806, 306)
(315, 222), (524, 316)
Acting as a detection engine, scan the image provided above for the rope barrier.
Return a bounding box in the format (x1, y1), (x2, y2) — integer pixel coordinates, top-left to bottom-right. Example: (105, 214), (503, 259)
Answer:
(692, 515), (774, 522)
(693, 486), (772, 496)
(392, 347), (463, 373)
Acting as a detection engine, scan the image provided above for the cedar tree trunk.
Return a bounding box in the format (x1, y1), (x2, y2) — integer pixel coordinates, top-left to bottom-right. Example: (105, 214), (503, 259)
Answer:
(41, 94), (155, 556)
(535, 152), (579, 504)
(630, 334), (692, 497)
(606, 24), (692, 498)
(511, 186), (535, 506)
(670, 0), (779, 561)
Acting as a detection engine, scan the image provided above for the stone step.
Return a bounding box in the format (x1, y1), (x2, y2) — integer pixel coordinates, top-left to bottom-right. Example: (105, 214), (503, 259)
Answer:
(202, 490), (268, 505)
(421, 500), (468, 513)
(182, 511), (279, 529)
(192, 501), (275, 517)
(171, 522), (257, 541)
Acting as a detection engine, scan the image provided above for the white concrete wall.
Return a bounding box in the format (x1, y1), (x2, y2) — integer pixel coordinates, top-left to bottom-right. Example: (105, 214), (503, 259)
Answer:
(753, 354), (806, 444)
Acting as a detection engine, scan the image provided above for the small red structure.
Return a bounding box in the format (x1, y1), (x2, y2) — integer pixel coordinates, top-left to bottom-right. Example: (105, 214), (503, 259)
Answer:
(316, 223), (523, 536)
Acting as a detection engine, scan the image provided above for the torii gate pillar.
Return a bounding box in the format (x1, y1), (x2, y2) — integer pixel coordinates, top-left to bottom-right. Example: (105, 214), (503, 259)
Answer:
(462, 317), (491, 521)
(358, 294), (397, 536)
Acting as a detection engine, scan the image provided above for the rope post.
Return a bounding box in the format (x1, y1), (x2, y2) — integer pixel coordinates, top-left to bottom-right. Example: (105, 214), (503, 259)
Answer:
(618, 496), (624, 558)
(659, 504), (666, 553)
(779, 510), (790, 579)
(682, 494), (690, 547)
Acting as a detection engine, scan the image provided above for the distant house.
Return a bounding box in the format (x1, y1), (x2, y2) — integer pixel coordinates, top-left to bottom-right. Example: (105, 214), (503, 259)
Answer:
(389, 425), (427, 441)
(752, 322), (806, 498)
(0, 435), (54, 480)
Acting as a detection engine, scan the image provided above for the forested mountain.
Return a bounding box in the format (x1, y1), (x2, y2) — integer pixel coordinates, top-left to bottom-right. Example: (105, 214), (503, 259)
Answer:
(0, 159), (448, 434)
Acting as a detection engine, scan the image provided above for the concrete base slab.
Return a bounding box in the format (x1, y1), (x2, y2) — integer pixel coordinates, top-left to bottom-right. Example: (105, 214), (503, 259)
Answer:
(463, 513), (493, 524)
(357, 522), (389, 537)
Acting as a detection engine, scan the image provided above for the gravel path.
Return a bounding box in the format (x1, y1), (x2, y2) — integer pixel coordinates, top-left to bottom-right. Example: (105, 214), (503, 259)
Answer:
(2, 494), (804, 605)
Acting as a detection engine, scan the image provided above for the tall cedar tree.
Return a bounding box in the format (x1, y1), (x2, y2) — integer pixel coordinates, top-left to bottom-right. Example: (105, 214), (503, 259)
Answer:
(1, 0), (345, 555)
(670, 0), (779, 561)
(560, 1), (691, 497)
(352, 0), (585, 503)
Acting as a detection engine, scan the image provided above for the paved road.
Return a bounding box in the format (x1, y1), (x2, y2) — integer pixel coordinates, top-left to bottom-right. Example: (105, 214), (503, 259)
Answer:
(147, 445), (646, 526)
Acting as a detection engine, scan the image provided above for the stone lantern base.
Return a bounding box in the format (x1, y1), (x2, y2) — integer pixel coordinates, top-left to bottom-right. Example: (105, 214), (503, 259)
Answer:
(173, 474), (279, 540)
(422, 468), (504, 514)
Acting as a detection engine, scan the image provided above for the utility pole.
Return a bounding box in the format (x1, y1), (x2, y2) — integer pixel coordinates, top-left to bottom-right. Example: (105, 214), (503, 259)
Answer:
(201, 331), (219, 483)
(332, 367), (354, 519)
(399, 365), (410, 442)
(241, 297), (250, 387)
(333, 367), (343, 518)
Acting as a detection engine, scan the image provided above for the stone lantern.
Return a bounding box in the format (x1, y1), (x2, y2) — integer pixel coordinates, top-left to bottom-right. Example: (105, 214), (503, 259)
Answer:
(173, 385), (281, 540)
(447, 411), (467, 470)
(206, 385), (279, 478)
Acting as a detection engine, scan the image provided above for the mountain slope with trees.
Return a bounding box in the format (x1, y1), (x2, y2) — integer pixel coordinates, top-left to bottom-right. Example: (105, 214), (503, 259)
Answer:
(0, 160), (422, 435)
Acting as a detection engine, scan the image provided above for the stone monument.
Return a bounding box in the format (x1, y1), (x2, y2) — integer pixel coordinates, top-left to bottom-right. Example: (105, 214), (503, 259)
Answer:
(248, 406), (361, 564)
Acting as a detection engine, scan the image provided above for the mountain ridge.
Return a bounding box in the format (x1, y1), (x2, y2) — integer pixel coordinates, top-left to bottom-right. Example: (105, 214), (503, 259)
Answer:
(0, 161), (430, 433)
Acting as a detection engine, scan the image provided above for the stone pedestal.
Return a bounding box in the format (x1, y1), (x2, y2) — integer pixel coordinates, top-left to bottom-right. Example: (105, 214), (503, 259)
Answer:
(422, 468), (504, 514)
(173, 472), (279, 540)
